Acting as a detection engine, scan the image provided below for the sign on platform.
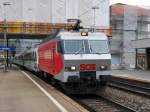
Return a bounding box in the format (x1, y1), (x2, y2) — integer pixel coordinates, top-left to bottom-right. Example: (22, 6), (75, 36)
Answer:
(0, 46), (16, 51)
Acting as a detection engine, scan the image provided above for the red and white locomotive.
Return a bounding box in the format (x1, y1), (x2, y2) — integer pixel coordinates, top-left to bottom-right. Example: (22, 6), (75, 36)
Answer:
(15, 30), (111, 94)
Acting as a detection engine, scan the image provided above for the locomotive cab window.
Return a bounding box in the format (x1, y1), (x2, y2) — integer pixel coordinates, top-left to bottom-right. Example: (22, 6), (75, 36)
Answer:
(88, 40), (109, 54)
(63, 40), (85, 54)
(57, 41), (63, 54)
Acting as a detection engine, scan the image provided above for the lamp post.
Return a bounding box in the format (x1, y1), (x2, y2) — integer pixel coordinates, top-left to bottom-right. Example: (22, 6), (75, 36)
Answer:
(92, 6), (99, 28)
(3, 2), (11, 71)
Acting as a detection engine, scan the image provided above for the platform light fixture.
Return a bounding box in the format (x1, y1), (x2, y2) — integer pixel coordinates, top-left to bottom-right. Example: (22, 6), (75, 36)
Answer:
(92, 6), (99, 28)
(3, 2), (11, 71)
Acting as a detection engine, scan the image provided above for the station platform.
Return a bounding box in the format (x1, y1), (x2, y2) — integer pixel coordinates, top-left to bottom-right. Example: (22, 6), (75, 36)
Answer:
(112, 69), (150, 83)
(0, 66), (88, 112)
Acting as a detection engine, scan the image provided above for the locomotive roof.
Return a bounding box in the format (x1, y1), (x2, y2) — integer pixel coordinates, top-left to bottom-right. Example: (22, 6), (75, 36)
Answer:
(57, 31), (108, 40)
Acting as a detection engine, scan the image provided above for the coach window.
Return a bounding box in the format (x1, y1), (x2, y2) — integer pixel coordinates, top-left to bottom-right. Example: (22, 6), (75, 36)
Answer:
(34, 52), (36, 60)
(27, 53), (30, 61)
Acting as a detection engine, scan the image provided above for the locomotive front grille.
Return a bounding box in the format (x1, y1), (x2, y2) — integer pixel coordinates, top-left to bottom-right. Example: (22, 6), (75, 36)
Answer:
(80, 71), (96, 79)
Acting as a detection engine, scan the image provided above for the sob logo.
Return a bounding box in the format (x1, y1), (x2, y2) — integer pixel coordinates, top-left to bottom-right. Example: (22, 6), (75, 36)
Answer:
(80, 64), (96, 71)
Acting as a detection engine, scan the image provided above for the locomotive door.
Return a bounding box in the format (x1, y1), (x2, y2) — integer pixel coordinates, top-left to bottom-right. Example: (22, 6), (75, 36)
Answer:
(51, 44), (56, 73)
(52, 48), (55, 65)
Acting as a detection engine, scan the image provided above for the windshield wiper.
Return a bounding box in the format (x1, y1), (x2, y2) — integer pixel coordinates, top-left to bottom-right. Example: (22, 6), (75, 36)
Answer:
(75, 47), (84, 55)
(89, 46), (101, 55)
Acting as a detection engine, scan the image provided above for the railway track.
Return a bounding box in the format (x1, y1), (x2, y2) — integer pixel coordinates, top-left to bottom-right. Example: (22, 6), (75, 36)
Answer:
(24, 70), (147, 112)
(29, 70), (139, 112)
(108, 77), (150, 97)
(72, 95), (136, 112)
(28, 70), (135, 112)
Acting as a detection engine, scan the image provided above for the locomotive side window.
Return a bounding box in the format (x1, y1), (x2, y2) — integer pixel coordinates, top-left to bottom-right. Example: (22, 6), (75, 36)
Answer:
(57, 41), (63, 54)
(63, 40), (85, 54)
(88, 40), (109, 54)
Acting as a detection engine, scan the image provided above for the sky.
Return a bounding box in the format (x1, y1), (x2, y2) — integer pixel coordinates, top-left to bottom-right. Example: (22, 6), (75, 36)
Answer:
(110, 0), (150, 6)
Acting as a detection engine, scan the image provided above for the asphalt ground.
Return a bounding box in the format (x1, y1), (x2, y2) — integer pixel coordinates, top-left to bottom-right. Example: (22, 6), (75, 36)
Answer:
(0, 66), (88, 112)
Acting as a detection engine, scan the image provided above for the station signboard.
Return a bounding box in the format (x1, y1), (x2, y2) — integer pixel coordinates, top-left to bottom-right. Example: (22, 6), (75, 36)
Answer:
(0, 46), (16, 51)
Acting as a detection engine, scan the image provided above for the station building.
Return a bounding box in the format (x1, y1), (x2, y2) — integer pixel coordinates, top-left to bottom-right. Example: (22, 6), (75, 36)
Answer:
(110, 3), (150, 70)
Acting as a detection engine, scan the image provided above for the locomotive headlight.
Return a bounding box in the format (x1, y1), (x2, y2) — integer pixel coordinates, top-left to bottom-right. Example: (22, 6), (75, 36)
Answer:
(65, 66), (76, 71)
(100, 65), (107, 70)
(81, 32), (88, 36)
(70, 66), (76, 71)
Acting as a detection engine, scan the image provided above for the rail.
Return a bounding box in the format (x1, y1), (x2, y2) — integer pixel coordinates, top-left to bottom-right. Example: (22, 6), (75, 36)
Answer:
(72, 95), (136, 112)
(108, 76), (150, 97)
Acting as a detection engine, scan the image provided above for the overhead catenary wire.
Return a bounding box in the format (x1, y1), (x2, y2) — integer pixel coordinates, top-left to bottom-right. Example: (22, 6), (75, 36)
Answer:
(78, 0), (106, 18)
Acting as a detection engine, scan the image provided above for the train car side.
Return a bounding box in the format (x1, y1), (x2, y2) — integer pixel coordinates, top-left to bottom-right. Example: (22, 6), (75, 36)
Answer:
(38, 41), (64, 77)
(37, 31), (111, 94)
(14, 31), (111, 94)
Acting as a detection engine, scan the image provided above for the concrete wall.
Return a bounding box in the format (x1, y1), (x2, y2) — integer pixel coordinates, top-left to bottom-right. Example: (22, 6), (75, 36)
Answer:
(0, 0), (109, 28)
(123, 6), (137, 69)
(132, 38), (150, 48)
(0, 0), (23, 21)
(123, 31), (136, 69)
